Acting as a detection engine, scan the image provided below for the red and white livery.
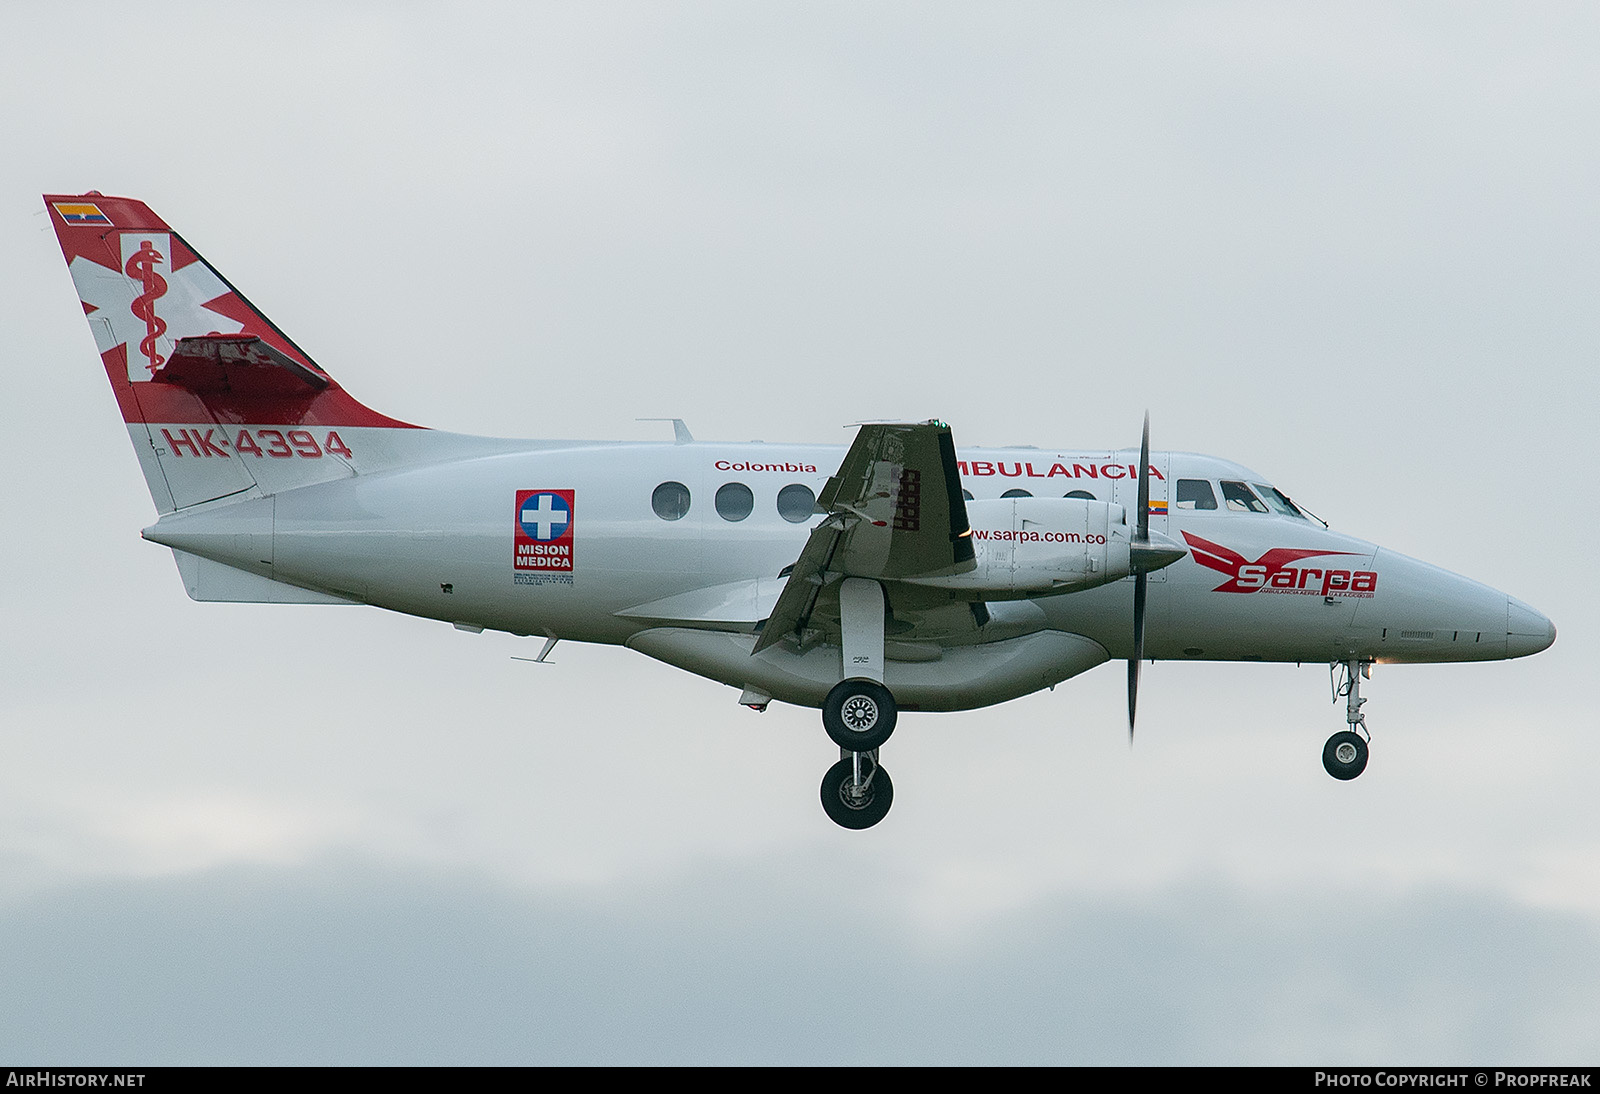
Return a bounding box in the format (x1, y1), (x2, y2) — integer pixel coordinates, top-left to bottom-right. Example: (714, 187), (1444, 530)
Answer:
(46, 193), (1556, 829)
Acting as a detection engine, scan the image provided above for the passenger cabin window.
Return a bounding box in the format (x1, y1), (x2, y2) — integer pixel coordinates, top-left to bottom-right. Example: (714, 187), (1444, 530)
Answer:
(652, 481), (691, 521)
(777, 483), (815, 523)
(1064, 490), (1096, 500)
(1220, 480), (1269, 513)
(715, 482), (754, 522)
(961, 489), (974, 501)
(1001, 488), (1032, 498)
(1175, 479), (1217, 510)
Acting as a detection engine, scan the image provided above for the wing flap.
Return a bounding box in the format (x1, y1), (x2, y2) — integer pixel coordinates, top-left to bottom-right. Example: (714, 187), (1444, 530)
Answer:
(754, 421), (975, 653)
(752, 515), (846, 653)
(616, 576), (787, 627)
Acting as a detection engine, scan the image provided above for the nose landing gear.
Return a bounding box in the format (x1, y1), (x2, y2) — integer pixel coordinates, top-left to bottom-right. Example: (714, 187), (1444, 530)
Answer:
(1325, 658), (1372, 780)
(1323, 730), (1369, 780)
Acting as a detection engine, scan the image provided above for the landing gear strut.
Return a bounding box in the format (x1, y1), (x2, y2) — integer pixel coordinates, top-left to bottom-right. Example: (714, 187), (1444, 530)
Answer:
(817, 577), (898, 827)
(1324, 658), (1372, 780)
(820, 749), (894, 829)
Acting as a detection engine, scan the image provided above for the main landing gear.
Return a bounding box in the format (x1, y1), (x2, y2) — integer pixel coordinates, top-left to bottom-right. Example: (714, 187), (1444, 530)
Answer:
(822, 679), (897, 751)
(820, 748), (895, 829)
(818, 678), (899, 828)
(816, 577), (900, 829)
(1324, 658), (1372, 780)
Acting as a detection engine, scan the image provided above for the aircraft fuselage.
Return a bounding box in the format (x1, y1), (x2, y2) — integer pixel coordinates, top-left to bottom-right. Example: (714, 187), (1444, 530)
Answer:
(142, 434), (1552, 713)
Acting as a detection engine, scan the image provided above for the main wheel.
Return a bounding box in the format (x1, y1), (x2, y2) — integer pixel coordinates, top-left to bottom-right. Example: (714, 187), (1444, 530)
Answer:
(1322, 731), (1369, 780)
(822, 679), (897, 751)
(820, 757), (894, 830)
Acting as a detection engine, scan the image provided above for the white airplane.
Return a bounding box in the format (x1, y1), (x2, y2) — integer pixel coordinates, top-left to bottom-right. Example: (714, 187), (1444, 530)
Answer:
(46, 192), (1556, 829)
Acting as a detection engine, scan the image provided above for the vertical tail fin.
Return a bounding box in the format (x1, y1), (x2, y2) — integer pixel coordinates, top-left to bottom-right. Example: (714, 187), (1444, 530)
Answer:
(46, 193), (420, 512)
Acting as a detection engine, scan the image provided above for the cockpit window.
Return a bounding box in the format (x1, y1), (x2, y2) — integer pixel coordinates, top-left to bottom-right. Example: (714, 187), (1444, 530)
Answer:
(1253, 484), (1307, 520)
(1219, 480), (1269, 513)
(1175, 479), (1217, 510)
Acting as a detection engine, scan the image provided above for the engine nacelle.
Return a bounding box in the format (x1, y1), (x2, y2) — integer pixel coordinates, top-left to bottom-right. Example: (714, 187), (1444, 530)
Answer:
(900, 497), (1133, 600)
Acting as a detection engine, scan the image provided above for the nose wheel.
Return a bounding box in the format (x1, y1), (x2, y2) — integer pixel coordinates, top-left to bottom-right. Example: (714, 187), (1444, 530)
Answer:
(1326, 658), (1373, 780)
(1322, 730), (1369, 780)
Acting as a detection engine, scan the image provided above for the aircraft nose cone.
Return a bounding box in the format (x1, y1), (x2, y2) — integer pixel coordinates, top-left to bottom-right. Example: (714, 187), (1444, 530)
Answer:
(1506, 596), (1556, 658)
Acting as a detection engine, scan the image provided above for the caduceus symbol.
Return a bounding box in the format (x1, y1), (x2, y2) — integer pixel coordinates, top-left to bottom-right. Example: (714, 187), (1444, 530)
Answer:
(125, 239), (169, 373)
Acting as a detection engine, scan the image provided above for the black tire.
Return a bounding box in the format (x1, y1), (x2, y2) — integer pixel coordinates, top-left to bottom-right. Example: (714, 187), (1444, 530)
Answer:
(1322, 731), (1369, 780)
(822, 679), (897, 751)
(820, 757), (894, 830)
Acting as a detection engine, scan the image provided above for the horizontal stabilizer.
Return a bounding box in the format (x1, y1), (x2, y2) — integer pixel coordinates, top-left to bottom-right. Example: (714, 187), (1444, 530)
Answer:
(171, 550), (357, 604)
(156, 334), (330, 397)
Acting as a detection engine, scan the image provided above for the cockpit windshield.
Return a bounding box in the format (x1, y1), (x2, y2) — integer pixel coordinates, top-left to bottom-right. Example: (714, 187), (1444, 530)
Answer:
(1253, 484), (1308, 520)
(1174, 476), (1311, 520)
(1219, 480), (1269, 514)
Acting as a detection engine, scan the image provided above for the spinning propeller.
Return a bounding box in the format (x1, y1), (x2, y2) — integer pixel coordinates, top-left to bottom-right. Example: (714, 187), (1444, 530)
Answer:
(1126, 413), (1186, 740)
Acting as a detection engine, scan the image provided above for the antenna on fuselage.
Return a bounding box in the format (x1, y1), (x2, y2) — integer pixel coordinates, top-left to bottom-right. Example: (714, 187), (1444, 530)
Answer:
(638, 418), (694, 444)
(511, 632), (560, 665)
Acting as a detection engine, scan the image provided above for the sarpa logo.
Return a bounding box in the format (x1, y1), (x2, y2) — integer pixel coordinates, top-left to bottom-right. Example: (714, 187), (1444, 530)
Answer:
(1182, 532), (1378, 598)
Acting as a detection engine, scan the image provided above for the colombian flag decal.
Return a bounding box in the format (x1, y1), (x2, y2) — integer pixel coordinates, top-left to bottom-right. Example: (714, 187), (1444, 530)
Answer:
(53, 202), (111, 226)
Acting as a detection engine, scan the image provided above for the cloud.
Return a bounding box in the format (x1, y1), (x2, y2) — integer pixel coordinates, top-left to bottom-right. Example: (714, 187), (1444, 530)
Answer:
(2, 855), (1595, 1064)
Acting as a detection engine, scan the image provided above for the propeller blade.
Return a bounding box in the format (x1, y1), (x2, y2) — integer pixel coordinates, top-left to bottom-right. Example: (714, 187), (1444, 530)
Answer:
(1129, 571), (1146, 739)
(1136, 411), (1151, 544)
(1129, 411), (1152, 741)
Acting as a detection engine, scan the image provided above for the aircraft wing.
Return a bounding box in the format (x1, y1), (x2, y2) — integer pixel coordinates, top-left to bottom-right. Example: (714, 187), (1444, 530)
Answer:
(754, 420), (974, 653)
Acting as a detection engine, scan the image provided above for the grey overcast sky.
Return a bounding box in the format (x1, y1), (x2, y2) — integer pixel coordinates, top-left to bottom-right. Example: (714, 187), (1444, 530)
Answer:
(2, 1), (1596, 1064)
